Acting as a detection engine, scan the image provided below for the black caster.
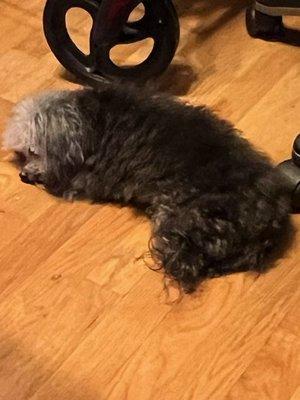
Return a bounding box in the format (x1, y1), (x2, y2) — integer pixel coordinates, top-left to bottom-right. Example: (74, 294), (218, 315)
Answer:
(246, 6), (284, 38)
(43, 0), (180, 84)
(246, 0), (300, 40)
(278, 135), (300, 212)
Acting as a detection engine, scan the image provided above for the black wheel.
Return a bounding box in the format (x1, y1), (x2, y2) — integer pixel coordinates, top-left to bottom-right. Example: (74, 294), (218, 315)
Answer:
(43, 0), (180, 84)
(246, 6), (284, 39)
(292, 134), (300, 166)
(278, 135), (300, 212)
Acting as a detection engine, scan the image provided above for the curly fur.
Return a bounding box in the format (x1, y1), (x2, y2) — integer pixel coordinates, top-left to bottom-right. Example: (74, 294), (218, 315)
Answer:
(3, 82), (291, 292)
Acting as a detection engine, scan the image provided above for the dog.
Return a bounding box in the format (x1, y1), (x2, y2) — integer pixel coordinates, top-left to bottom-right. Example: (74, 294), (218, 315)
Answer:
(3, 82), (291, 292)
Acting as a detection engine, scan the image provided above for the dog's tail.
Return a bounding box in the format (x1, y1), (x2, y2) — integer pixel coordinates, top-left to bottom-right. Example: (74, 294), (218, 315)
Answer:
(150, 175), (291, 292)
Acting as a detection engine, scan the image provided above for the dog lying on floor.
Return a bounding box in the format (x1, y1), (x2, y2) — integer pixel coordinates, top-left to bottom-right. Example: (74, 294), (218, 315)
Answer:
(3, 82), (291, 292)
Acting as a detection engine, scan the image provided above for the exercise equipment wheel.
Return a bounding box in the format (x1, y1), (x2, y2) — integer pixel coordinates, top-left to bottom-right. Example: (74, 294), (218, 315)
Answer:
(43, 0), (180, 83)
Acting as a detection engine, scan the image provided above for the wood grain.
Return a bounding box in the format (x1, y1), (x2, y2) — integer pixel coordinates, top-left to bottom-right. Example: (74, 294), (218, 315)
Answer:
(0, 1), (299, 399)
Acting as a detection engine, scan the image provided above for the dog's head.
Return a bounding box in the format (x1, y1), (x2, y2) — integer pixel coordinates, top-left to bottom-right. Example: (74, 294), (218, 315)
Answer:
(3, 95), (49, 184)
(3, 90), (86, 193)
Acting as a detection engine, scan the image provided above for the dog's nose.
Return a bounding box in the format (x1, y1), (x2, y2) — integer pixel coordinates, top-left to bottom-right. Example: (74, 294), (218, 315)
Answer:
(19, 171), (34, 185)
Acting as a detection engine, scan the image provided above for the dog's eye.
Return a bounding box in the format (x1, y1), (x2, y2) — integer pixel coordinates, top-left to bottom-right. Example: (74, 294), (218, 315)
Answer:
(15, 151), (26, 163)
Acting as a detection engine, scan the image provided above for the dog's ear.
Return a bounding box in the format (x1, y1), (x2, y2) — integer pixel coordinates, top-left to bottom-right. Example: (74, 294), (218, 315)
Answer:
(43, 103), (86, 195)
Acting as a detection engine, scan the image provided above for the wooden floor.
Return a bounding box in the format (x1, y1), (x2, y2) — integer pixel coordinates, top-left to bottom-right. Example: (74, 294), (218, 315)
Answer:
(0, 1), (300, 399)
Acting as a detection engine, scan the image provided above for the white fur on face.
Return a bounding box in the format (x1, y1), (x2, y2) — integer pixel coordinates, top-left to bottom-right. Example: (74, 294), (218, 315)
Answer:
(2, 89), (86, 185)
(2, 91), (72, 183)
(2, 91), (70, 155)
(3, 96), (39, 154)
